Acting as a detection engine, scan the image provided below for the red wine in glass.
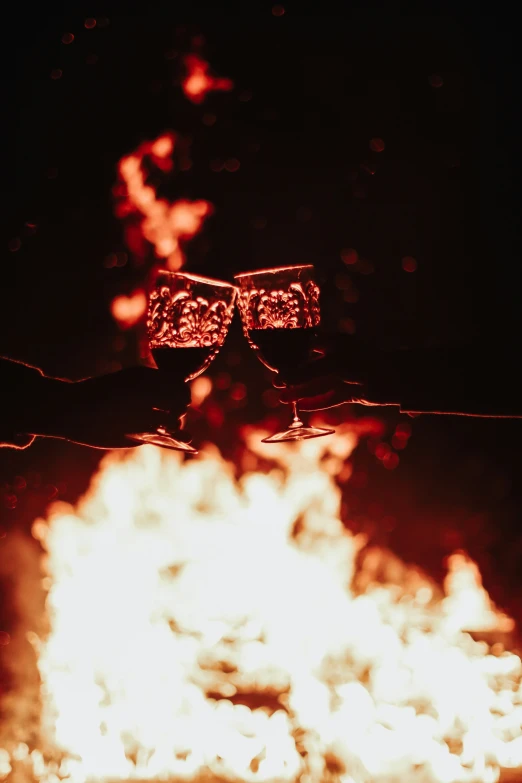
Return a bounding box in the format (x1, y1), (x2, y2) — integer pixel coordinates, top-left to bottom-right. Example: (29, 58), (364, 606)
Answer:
(152, 346), (214, 381)
(247, 328), (316, 374)
(235, 264), (334, 443)
(127, 271), (237, 453)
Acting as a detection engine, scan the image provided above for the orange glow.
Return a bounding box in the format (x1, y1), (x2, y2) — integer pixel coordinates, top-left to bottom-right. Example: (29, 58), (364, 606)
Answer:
(110, 289), (147, 329)
(182, 54), (233, 104)
(190, 376), (213, 407)
(2, 432), (522, 782)
(116, 133), (213, 272)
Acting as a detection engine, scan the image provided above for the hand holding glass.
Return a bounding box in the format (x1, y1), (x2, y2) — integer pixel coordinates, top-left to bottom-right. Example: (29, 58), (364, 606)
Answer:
(128, 271), (236, 453)
(235, 264), (334, 443)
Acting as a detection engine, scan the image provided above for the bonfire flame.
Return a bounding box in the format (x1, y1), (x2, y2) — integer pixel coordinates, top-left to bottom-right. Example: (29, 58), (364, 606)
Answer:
(112, 133), (214, 328)
(110, 51), (233, 329)
(116, 133), (213, 271)
(2, 427), (522, 783)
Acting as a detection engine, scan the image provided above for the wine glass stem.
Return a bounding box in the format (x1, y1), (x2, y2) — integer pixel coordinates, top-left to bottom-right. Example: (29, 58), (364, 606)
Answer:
(290, 401), (304, 430)
(158, 411), (186, 437)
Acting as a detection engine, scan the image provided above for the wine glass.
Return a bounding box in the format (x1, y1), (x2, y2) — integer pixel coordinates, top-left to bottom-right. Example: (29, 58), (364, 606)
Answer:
(128, 270), (237, 453)
(235, 264), (334, 443)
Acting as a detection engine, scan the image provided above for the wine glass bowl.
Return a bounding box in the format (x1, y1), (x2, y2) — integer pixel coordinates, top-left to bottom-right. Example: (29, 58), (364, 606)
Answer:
(128, 270), (236, 453)
(235, 264), (334, 443)
(148, 271), (236, 379)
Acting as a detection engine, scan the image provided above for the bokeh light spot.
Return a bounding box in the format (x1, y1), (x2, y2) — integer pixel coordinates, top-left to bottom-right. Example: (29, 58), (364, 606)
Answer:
(375, 442), (391, 461)
(341, 248), (358, 265)
(84, 17), (96, 29)
(230, 382), (247, 401)
(338, 317), (356, 334)
(61, 32), (74, 44)
(191, 376), (213, 407)
(8, 237), (21, 252)
(225, 158), (240, 172)
(272, 4), (285, 16)
(383, 452), (400, 470)
(396, 422), (411, 438)
(215, 372), (231, 390)
(370, 137), (385, 152)
(357, 259), (374, 275)
(402, 256), (418, 273)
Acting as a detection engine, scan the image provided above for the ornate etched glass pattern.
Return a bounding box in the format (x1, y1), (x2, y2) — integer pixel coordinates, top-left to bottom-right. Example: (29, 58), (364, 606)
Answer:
(236, 276), (320, 332)
(234, 265), (334, 444)
(148, 287), (235, 349)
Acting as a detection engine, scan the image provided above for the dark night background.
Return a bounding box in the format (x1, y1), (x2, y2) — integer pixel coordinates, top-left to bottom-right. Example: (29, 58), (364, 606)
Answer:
(1, 5), (521, 616)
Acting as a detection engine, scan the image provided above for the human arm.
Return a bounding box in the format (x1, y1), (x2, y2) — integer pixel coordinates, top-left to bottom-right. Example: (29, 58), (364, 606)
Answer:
(0, 357), (190, 450)
(278, 336), (522, 419)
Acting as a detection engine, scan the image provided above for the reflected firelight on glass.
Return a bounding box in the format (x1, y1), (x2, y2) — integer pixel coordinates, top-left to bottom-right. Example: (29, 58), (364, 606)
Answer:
(1, 429), (521, 783)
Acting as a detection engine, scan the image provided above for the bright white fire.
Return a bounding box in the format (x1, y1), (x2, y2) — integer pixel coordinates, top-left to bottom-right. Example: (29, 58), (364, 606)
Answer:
(2, 428), (522, 783)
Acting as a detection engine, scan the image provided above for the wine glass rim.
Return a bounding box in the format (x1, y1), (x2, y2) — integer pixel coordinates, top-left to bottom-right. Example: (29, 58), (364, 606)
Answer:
(156, 269), (236, 289)
(234, 264), (314, 279)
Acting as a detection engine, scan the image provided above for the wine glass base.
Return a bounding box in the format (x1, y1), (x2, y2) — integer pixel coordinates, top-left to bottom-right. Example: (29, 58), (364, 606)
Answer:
(127, 432), (198, 454)
(262, 426), (334, 443)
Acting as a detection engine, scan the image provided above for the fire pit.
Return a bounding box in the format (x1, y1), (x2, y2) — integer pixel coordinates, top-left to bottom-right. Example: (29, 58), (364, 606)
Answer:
(2, 427), (522, 783)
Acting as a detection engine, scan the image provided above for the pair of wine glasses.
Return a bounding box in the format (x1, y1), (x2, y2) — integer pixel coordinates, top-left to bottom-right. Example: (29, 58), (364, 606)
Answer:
(129, 264), (334, 454)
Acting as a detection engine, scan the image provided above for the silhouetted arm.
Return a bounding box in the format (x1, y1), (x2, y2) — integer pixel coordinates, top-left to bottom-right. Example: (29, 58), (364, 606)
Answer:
(0, 357), (190, 450)
(0, 357), (50, 448)
(280, 337), (522, 418)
